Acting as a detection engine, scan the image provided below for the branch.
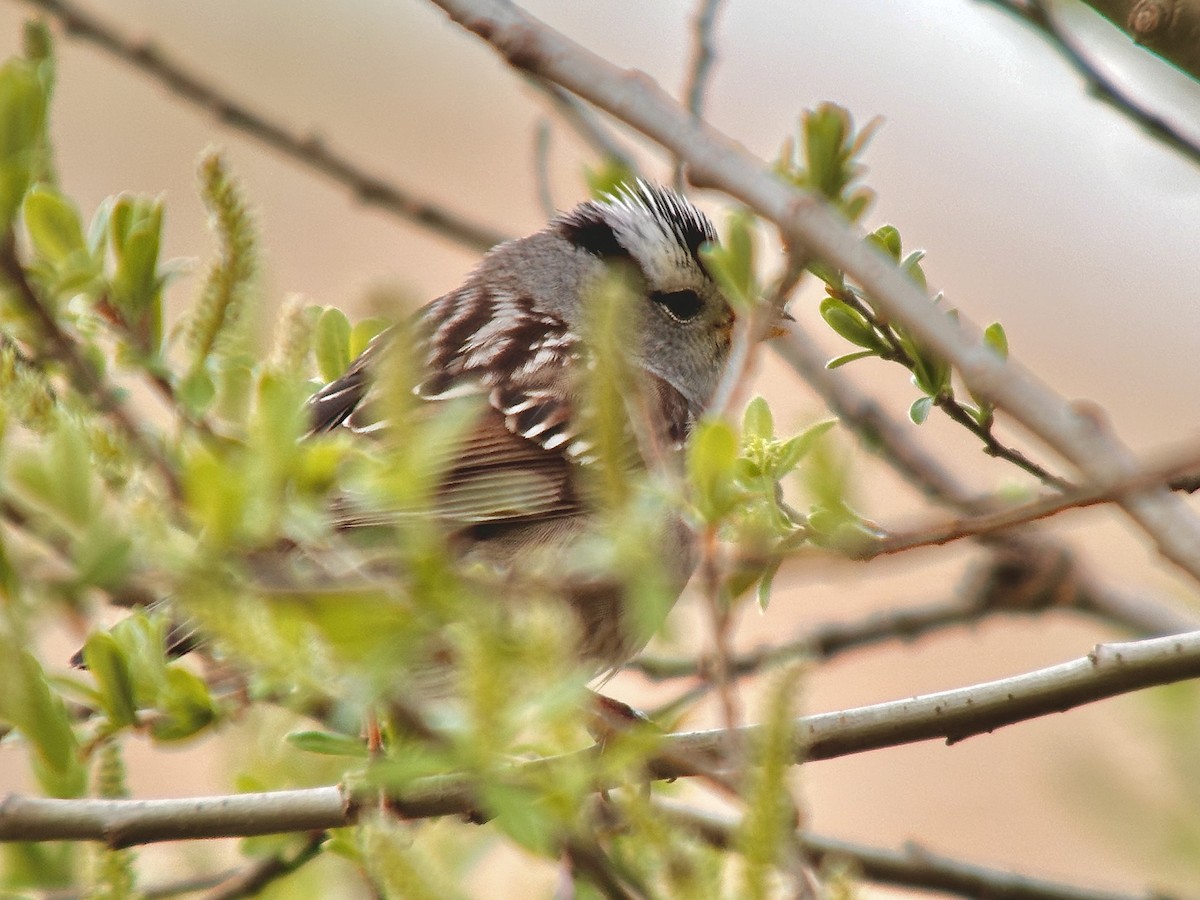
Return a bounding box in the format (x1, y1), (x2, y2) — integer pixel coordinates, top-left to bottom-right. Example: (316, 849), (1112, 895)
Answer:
(423, 0), (1200, 587)
(5, 631), (1200, 845)
(864, 442), (1200, 559)
(653, 798), (1162, 900)
(202, 831), (325, 900)
(1081, 0), (1200, 80)
(15, 0), (509, 253)
(632, 595), (1024, 683)
(674, 0), (723, 191)
(980, 0), (1200, 168)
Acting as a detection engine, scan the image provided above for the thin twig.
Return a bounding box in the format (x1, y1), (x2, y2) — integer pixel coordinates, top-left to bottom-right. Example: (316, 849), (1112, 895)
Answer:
(674, 0), (723, 191)
(16, 0), (508, 252)
(979, 0), (1200, 169)
(934, 392), (1071, 490)
(5, 630), (1200, 844)
(201, 831), (326, 900)
(632, 596), (1002, 682)
(653, 798), (1162, 900)
(831, 285), (1069, 490)
(862, 442), (1200, 559)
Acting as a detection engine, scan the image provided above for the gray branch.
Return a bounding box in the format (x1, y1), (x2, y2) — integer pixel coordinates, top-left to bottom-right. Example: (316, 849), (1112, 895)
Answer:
(4, 631), (1199, 846)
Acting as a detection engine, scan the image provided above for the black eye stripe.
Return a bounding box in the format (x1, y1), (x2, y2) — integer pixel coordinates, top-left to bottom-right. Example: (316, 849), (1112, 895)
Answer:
(651, 289), (703, 322)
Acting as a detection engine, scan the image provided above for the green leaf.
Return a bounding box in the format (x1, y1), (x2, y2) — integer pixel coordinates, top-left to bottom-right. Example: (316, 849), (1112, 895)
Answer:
(868, 224), (902, 259)
(584, 157), (637, 199)
(73, 521), (133, 589)
(87, 195), (115, 252)
(826, 349), (875, 369)
(184, 446), (245, 544)
(286, 730), (370, 758)
(756, 557), (782, 610)
(315, 307), (352, 382)
(177, 366), (216, 417)
(22, 185), (85, 263)
(819, 296), (880, 350)
(774, 420), (836, 475)
(701, 210), (758, 309)
(688, 418), (741, 523)
(82, 632), (138, 728)
(909, 395), (933, 425)
(900, 249), (927, 290)
(108, 195), (165, 351)
(0, 59), (46, 224)
(984, 321), (1008, 359)
(151, 667), (217, 741)
(0, 643), (85, 797)
(742, 396), (774, 440)
(0, 60), (44, 162)
(481, 782), (556, 855)
(350, 316), (390, 358)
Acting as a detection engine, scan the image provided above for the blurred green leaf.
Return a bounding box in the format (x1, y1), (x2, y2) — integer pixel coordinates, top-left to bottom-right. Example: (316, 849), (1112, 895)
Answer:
(72, 520), (132, 590)
(287, 730), (370, 758)
(107, 194), (165, 353)
(177, 366), (216, 417)
(742, 396), (774, 440)
(900, 249), (927, 289)
(868, 224), (902, 259)
(688, 418), (741, 523)
(315, 306), (352, 382)
(151, 666), (217, 741)
(82, 632), (137, 729)
(584, 157), (637, 199)
(22, 184), (84, 264)
(701, 210), (757, 309)
(0, 58), (45, 225)
(775, 420), (836, 475)
(0, 641), (85, 797)
(481, 782), (557, 855)
(350, 316), (390, 358)
(806, 260), (844, 291)
(984, 321), (1008, 359)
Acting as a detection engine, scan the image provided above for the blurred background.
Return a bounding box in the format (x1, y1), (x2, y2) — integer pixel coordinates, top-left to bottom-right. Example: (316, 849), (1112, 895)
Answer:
(2, 0), (1200, 895)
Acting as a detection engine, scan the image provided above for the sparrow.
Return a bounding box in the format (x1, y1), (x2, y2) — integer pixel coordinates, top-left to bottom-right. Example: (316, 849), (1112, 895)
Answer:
(307, 182), (734, 679)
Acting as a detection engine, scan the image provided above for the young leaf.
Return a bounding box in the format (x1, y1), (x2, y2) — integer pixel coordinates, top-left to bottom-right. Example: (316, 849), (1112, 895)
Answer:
(315, 306), (352, 382)
(909, 395), (933, 425)
(984, 321), (1008, 359)
(826, 349), (876, 369)
(81, 632), (138, 729)
(819, 296), (880, 350)
(742, 396), (774, 441)
(868, 224), (902, 259)
(22, 184), (85, 264)
(287, 730), (370, 758)
(688, 418), (741, 523)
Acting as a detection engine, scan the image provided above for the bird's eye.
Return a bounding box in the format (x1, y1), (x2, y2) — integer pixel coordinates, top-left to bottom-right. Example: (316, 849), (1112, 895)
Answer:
(651, 289), (704, 323)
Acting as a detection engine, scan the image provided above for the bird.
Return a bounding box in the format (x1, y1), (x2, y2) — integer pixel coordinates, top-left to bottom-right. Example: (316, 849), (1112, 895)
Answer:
(306, 182), (741, 682)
